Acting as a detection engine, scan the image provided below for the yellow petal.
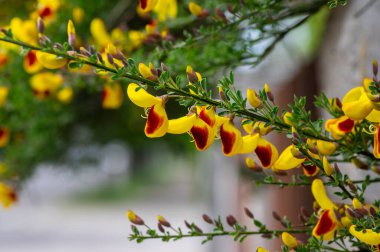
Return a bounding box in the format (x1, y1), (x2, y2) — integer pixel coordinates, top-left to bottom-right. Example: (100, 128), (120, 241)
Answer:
(190, 117), (214, 151)
(67, 20), (75, 37)
(366, 109), (380, 123)
(283, 111), (294, 126)
(127, 83), (161, 108)
(342, 86), (373, 120)
(352, 198), (363, 209)
(102, 83), (123, 109)
(57, 87), (73, 104)
(139, 63), (154, 78)
(349, 225), (380, 245)
(247, 88), (261, 108)
(23, 51), (43, 74)
(189, 2), (203, 16)
(322, 156), (334, 176)
(312, 209), (338, 240)
(36, 51), (68, 69)
(0, 86), (9, 108)
(238, 133), (259, 154)
(167, 114), (196, 134)
(281, 232), (298, 248)
(254, 137), (278, 169)
(256, 247), (268, 252)
(317, 140), (336, 156)
(311, 179), (337, 210)
(272, 145), (305, 170)
(220, 121), (243, 156)
(90, 18), (112, 47)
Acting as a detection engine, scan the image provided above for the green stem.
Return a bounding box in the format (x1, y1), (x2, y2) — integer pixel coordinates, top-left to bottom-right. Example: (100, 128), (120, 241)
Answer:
(258, 178), (380, 187)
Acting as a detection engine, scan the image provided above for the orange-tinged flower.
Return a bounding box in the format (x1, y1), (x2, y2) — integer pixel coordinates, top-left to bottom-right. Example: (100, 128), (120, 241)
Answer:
(281, 232), (298, 248)
(325, 116), (355, 139)
(30, 72), (63, 99)
(254, 137), (278, 169)
(312, 209), (338, 240)
(0, 86), (9, 108)
(311, 179), (337, 210)
(0, 127), (10, 147)
(167, 114), (196, 134)
(36, 51), (68, 69)
(374, 124), (380, 159)
(342, 86), (373, 120)
(23, 51), (43, 74)
(189, 2), (204, 17)
(220, 121), (243, 156)
(0, 182), (17, 208)
(102, 83), (123, 109)
(145, 103), (168, 138)
(349, 225), (380, 245)
(272, 145), (305, 170)
(247, 88), (261, 108)
(127, 83), (162, 108)
(190, 117), (214, 151)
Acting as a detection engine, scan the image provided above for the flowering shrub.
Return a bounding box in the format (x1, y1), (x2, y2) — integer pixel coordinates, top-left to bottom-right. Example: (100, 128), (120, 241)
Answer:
(3, 0), (380, 251)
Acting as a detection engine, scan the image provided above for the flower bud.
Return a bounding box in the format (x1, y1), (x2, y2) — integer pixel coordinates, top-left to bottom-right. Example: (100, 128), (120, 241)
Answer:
(226, 215), (237, 227)
(96, 52), (104, 64)
(106, 53), (114, 65)
(264, 83), (274, 102)
(161, 62), (169, 72)
(37, 17), (45, 34)
(245, 157), (262, 172)
(126, 210), (145, 225)
(202, 214), (213, 224)
(67, 20), (76, 48)
(281, 232), (298, 248)
(272, 211), (281, 221)
(352, 198), (363, 209)
(157, 223), (165, 233)
(186, 66), (199, 83)
(244, 207), (254, 219)
(247, 88), (262, 108)
(373, 59), (378, 76)
(351, 157), (368, 170)
(218, 86), (226, 101)
(157, 215), (171, 227)
(300, 206), (311, 218)
(322, 156), (334, 176)
(184, 220), (192, 229)
(79, 47), (91, 57)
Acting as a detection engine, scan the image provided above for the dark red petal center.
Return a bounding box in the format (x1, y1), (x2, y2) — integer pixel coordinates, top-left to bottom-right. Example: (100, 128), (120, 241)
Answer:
(146, 105), (163, 134)
(338, 118), (354, 133)
(315, 210), (335, 236)
(255, 145), (272, 167)
(191, 126), (209, 150)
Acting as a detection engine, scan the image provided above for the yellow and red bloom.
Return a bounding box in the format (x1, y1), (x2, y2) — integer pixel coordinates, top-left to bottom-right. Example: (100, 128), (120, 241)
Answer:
(254, 137), (278, 169)
(220, 121), (243, 156)
(0, 127), (10, 147)
(102, 83), (123, 109)
(23, 51), (43, 74)
(190, 117), (214, 151)
(30, 72), (63, 99)
(302, 163), (319, 177)
(312, 209), (338, 240)
(35, 0), (60, 23)
(0, 182), (17, 208)
(342, 86), (373, 120)
(325, 115), (355, 139)
(272, 145), (305, 170)
(140, 0), (159, 12)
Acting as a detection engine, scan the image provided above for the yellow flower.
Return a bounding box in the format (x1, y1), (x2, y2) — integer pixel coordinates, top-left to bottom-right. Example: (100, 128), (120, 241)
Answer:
(57, 87), (73, 104)
(36, 51), (68, 69)
(90, 18), (112, 48)
(126, 210), (145, 225)
(247, 88), (261, 108)
(349, 225), (380, 246)
(35, 0), (60, 23)
(281, 232), (298, 248)
(139, 62), (155, 79)
(10, 18), (38, 45)
(272, 145), (305, 170)
(23, 51), (43, 74)
(311, 179), (337, 210)
(72, 7), (84, 23)
(254, 137), (278, 169)
(189, 2), (204, 17)
(127, 83), (161, 107)
(0, 182), (17, 208)
(140, 0), (159, 12)
(312, 209), (338, 240)
(256, 247), (268, 252)
(167, 114), (196, 134)
(220, 121), (243, 156)
(342, 86), (373, 120)
(352, 198), (363, 209)
(325, 115), (355, 139)
(154, 0), (178, 22)
(129, 30), (146, 49)
(316, 140), (336, 156)
(0, 86), (9, 108)
(102, 83), (123, 109)
(30, 72), (63, 99)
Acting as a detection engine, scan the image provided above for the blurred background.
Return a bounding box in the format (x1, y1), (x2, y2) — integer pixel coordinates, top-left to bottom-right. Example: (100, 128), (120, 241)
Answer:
(0, 0), (379, 251)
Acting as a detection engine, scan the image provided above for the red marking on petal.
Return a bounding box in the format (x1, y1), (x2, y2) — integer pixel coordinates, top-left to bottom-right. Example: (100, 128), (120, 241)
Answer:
(102, 89), (108, 102)
(146, 105), (164, 134)
(199, 108), (214, 126)
(191, 126), (209, 150)
(0, 55), (7, 66)
(0, 128), (5, 139)
(8, 191), (17, 203)
(220, 125), (236, 155)
(315, 210), (336, 236)
(255, 144), (272, 167)
(303, 163), (318, 176)
(337, 118), (354, 133)
(39, 7), (52, 18)
(26, 51), (37, 67)
(140, 0), (148, 9)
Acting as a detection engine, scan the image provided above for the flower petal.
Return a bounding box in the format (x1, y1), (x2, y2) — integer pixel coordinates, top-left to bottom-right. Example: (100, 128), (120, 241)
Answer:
(272, 145), (305, 170)
(254, 137), (278, 169)
(23, 51), (42, 74)
(102, 83), (123, 109)
(190, 117), (214, 151)
(349, 225), (380, 245)
(311, 179), (337, 210)
(220, 121), (242, 156)
(303, 163), (319, 177)
(145, 103), (168, 138)
(127, 83), (162, 108)
(312, 209), (338, 240)
(238, 133), (259, 154)
(167, 114), (196, 134)
(342, 86), (373, 120)
(36, 51), (68, 69)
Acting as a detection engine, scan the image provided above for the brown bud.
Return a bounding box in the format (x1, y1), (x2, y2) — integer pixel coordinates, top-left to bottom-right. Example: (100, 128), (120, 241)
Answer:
(244, 207), (254, 219)
(369, 206), (377, 216)
(373, 59), (378, 76)
(272, 211), (281, 221)
(53, 42), (64, 51)
(184, 220), (192, 229)
(298, 214), (307, 224)
(351, 157), (368, 170)
(89, 45), (96, 54)
(335, 97), (342, 109)
(273, 169), (287, 176)
(226, 215), (237, 227)
(202, 214), (213, 224)
(300, 207), (311, 218)
(157, 215), (171, 227)
(158, 223), (165, 233)
(115, 49), (127, 61)
(193, 224), (203, 233)
(96, 52), (104, 64)
(68, 33), (76, 49)
(346, 207), (357, 218)
(106, 53), (114, 65)
(161, 62), (169, 72)
(356, 208), (369, 216)
(261, 233), (272, 239)
(37, 17), (45, 34)
(187, 71), (199, 83)
(215, 8), (227, 23)
(79, 47), (91, 57)
(346, 179), (357, 192)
